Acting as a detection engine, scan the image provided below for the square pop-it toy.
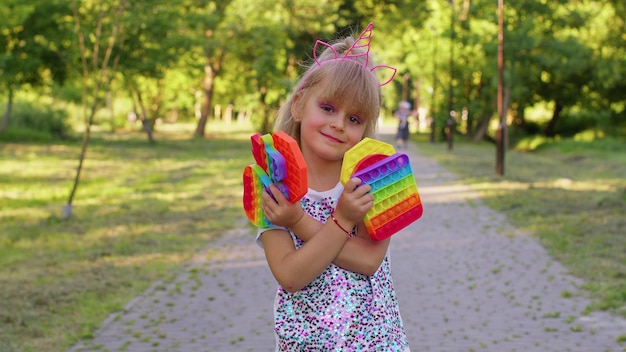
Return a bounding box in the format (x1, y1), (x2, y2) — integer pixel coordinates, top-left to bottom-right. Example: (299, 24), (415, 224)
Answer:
(342, 138), (423, 241)
(242, 131), (307, 227)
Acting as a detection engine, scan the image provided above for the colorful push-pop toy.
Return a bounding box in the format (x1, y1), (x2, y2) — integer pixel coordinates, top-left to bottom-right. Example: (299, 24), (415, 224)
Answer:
(341, 138), (423, 241)
(242, 131), (307, 227)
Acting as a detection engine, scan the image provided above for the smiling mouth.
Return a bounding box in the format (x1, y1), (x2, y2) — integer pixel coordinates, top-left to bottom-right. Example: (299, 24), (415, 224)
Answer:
(321, 132), (343, 143)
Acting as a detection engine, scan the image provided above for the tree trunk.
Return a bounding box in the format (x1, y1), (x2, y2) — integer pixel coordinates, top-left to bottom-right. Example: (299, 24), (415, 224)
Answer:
(467, 79), (485, 137)
(106, 90), (115, 132)
(133, 88), (155, 143)
(195, 67), (213, 137)
(0, 87), (13, 133)
(259, 86), (271, 134)
(65, 96), (99, 219)
(195, 43), (225, 138)
(545, 101), (563, 137)
(472, 112), (494, 142)
(413, 77), (421, 126)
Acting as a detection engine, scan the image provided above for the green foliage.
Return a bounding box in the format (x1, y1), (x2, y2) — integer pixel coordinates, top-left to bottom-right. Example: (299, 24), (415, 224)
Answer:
(514, 135), (552, 152)
(53, 82), (83, 105)
(543, 136), (626, 153)
(515, 129), (625, 153)
(553, 109), (605, 137)
(1, 0), (625, 139)
(0, 127), (56, 143)
(0, 0), (72, 88)
(0, 102), (72, 141)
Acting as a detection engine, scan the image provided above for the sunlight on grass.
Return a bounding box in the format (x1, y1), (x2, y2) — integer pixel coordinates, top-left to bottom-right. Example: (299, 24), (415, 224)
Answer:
(470, 179), (617, 194)
(419, 178), (619, 206)
(101, 252), (189, 268)
(419, 184), (487, 203)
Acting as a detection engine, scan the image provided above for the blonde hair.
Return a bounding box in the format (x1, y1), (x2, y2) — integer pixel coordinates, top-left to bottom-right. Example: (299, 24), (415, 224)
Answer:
(275, 34), (383, 144)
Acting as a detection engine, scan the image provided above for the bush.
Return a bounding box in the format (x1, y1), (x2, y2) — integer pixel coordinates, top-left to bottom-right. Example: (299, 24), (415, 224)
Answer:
(1, 102), (72, 141)
(555, 110), (606, 137)
(0, 127), (55, 142)
(514, 135), (552, 151)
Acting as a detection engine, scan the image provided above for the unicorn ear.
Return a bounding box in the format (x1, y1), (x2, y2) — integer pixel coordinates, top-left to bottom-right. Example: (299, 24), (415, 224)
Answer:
(302, 22), (397, 90)
(342, 22), (374, 67)
(313, 40), (338, 66)
(370, 65), (397, 86)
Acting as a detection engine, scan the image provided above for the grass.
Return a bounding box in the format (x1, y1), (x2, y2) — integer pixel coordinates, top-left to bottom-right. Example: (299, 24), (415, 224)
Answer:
(1, 120), (625, 350)
(0, 121), (254, 352)
(412, 131), (626, 320)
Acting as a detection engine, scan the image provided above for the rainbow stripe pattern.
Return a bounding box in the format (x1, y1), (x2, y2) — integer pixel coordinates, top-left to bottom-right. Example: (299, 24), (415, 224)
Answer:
(341, 138), (423, 241)
(242, 131), (307, 227)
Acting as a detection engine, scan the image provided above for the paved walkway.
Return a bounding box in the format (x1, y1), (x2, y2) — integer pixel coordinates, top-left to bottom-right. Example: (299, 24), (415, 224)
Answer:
(70, 130), (625, 352)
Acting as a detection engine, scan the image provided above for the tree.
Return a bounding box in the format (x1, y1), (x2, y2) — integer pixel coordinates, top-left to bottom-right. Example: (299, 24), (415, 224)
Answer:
(64, 0), (127, 219)
(584, 2), (626, 134)
(0, 0), (71, 132)
(3, 0), (624, 144)
(113, 0), (196, 141)
(191, 0), (232, 138)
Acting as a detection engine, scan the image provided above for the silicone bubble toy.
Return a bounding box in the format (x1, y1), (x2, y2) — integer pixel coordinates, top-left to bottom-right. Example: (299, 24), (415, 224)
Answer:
(340, 138), (395, 185)
(243, 131), (307, 227)
(341, 138), (423, 241)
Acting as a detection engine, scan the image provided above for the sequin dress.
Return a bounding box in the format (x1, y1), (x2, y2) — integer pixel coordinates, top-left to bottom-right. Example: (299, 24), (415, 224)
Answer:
(257, 182), (410, 351)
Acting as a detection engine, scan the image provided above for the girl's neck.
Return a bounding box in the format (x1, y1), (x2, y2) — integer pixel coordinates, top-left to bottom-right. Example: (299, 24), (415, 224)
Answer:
(305, 157), (342, 192)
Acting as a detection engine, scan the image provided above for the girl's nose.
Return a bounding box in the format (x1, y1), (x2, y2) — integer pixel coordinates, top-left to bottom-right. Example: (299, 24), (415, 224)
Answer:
(330, 114), (346, 130)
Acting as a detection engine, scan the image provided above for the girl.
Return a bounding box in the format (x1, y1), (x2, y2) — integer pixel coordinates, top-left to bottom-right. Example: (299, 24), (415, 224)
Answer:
(257, 23), (410, 351)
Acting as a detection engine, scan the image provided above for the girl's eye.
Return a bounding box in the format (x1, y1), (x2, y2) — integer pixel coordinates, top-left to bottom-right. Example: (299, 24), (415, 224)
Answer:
(348, 115), (363, 124)
(320, 104), (335, 113)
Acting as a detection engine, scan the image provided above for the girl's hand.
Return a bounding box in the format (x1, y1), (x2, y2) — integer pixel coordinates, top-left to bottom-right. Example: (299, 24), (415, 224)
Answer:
(334, 177), (373, 224)
(262, 184), (304, 229)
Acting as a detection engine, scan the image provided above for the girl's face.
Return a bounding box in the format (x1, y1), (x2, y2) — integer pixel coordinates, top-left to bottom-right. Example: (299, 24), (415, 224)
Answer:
(295, 80), (368, 164)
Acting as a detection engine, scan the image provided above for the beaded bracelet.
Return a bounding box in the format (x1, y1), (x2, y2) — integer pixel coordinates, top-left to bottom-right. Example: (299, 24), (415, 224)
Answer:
(330, 212), (355, 238)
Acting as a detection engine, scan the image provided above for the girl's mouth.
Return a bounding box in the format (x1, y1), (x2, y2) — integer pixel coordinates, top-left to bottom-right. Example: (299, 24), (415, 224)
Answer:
(321, 132), (343, 143)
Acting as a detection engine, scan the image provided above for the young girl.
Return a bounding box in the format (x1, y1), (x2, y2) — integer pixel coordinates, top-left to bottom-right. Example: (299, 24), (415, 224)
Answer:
(257, 23), (410, 351)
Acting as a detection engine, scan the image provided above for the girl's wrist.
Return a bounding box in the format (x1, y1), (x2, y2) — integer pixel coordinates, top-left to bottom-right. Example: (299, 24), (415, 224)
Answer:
(330, 211), (356, 238)
(289, 210), (305, 229)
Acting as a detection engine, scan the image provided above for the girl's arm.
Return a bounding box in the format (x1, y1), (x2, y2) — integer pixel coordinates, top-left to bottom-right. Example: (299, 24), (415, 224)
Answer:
(260, 218), (349, 293)
(262, 180), (389, 276)
(291, 215), (389, 275)
(261, 178), (368, 292)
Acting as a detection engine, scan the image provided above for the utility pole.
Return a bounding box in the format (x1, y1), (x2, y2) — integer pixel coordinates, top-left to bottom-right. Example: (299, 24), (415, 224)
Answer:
(402, 73), (409, 102)
(447, 0), (455, 151)
(430, 26), (437, 144)
(496, 0), (506, 175)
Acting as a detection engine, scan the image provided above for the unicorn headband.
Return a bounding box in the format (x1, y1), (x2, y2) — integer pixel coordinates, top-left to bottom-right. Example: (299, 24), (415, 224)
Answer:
(302, 22), (397, 89)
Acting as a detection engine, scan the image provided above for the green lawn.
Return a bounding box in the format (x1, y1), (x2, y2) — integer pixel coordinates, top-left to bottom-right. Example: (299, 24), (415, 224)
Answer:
(0, 122), (255, 351)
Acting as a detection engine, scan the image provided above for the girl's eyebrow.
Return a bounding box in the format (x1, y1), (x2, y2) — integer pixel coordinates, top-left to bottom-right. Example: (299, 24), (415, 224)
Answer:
(318, 95), (368, 117)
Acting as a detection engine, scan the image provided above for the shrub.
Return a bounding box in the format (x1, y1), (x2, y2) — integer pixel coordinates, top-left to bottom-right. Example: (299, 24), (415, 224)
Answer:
(1, 102), (72, 141)
(555, 110), (606, 138)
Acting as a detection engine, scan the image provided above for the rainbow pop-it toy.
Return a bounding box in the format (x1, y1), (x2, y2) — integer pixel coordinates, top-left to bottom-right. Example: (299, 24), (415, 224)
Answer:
(242, 131), (307, 227)
(342, 138), (423, 241)
(340, 138), (395, 185)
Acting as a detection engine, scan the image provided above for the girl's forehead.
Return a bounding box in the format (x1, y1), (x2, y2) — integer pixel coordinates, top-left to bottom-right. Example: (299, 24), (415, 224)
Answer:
(315, 89), (365, 114)
(301, 63), (381, 123)
(312, 78), (367, 109)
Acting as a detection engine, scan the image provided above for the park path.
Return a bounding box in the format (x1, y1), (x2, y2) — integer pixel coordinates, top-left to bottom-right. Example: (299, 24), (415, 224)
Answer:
(70, 127), (625, 352)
